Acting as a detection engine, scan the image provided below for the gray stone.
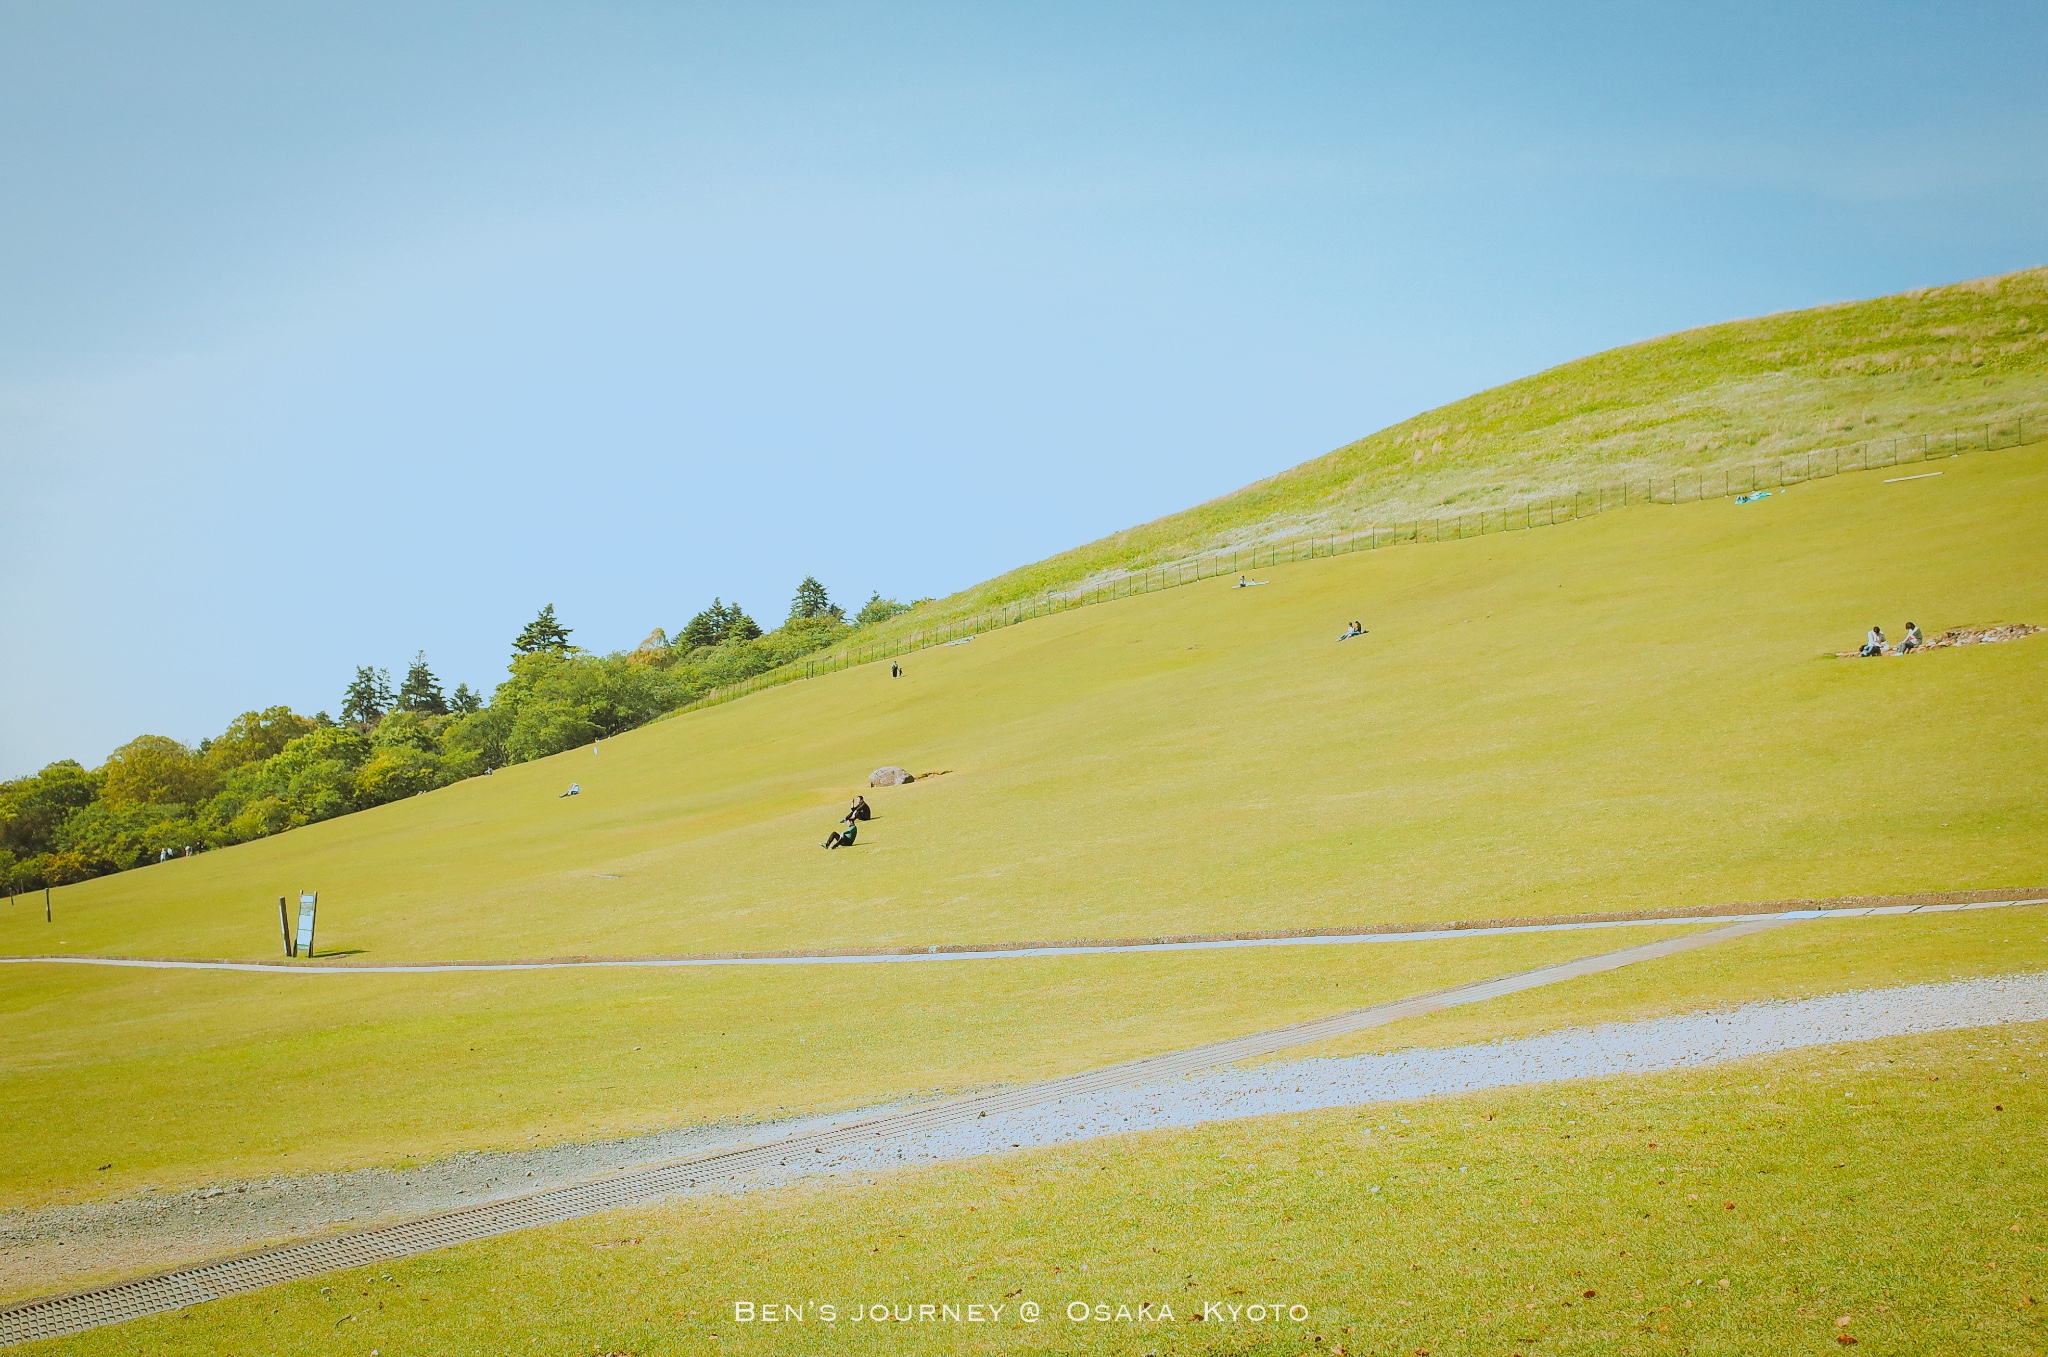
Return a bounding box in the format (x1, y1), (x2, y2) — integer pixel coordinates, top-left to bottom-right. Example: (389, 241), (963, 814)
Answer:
(868, 766), (915, 787)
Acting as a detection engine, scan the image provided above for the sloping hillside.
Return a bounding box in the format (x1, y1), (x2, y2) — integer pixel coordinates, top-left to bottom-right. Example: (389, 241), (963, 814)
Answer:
(6, 442), (2043, 963)
(863, 266), (2048, 628)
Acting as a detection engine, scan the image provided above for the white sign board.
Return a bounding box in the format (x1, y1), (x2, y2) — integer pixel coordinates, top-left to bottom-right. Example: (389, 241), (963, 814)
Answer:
(295, 892), (317, 958)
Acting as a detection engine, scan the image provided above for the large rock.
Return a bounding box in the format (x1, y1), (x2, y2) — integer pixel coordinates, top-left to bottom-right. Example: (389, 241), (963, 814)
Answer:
(868, 766), (915, 787)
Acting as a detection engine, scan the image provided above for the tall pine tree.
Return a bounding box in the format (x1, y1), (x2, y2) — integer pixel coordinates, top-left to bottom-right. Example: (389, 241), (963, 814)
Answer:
(787, 576), (842, 624)
(449, 683), (483, 714)
(679, 599), (761, 648)
(513, 604), (573, 654)
(397, 652), (448, 714)
(340, 666), (394, 729)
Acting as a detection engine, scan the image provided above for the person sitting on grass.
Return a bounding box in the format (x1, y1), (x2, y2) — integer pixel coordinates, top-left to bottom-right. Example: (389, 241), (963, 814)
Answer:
(823, 818), (859, 850)
(1899, 622), (1924, 653)
(1336, 620), (1366, 641)
(845, 795), (871, 823)
(1860, 626), (1886, 657)
(560, 783), (581, 798)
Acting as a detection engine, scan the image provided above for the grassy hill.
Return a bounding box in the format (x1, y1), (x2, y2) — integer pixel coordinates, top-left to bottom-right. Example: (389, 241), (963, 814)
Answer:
(7, 275), (2048, 1328)
(5, 441), (2043, 964)
(844, 265), (2048, 634)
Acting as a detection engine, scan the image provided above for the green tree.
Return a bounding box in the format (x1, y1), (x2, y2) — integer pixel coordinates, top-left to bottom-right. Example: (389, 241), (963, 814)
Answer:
(341, 666), (394, 729)
(449, 682), (483, 714)
(787, 576), (842, 625)
(55, 801), (196, 872)
(443, 703), (510, 773)
(397, 651), (449, 714)
(0, 761), (102, 857)
(247, 726), (372, 827)
(99, 734), (219, 808)
(513, 604), (574, 655)
(201, 707), (316, 772)
(853, 592), (911, 627)
(353, 744), (444, 804)
(679, 599), (761, 649)
(482, 651), (695, 765)
(37, 850), (97, 887)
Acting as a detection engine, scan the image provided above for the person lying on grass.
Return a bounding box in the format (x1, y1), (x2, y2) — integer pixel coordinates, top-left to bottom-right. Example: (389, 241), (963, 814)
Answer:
(823, 819), (859, 850)
(1336, 620), (1366, 641)
(1235, 574), (1268, 587)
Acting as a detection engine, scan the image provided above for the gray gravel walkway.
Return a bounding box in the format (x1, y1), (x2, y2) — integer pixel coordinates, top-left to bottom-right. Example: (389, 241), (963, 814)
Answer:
(786, 971), (2048, 1183)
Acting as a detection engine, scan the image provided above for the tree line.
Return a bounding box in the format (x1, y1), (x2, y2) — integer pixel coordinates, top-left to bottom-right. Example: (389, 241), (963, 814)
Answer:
(0, 580), (913, 895)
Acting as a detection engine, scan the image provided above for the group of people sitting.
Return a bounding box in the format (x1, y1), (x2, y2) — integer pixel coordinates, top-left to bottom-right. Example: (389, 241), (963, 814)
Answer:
(1859, 623), (1925, 657)
(823, 794), (870, 849)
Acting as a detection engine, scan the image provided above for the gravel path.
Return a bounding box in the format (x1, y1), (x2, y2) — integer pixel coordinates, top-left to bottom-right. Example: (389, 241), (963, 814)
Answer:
(791, 971), (2048, 1181)
(0, 1101), (906, 1304)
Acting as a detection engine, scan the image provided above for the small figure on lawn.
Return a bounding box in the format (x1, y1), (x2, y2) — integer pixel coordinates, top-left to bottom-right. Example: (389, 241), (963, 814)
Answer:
(823, 818), (859, 850)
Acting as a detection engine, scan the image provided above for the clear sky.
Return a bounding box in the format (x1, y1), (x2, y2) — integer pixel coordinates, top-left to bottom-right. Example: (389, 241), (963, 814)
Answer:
(4, 1), (2045, 775)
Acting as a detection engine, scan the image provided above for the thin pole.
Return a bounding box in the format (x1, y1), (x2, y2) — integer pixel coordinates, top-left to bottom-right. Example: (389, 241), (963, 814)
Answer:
(45, 886), (52, 923)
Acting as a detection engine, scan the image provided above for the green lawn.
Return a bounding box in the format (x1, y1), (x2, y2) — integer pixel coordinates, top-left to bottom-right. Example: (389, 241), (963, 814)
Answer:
(6, 444), (2043, 964)
(43, 1020), (2045, 1356)
(0, 925), (1710, 1217)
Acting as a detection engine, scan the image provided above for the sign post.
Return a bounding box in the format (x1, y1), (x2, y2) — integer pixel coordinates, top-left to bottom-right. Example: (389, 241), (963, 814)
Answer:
(294, 892), (317, 959)
(278, 897), (295, 957)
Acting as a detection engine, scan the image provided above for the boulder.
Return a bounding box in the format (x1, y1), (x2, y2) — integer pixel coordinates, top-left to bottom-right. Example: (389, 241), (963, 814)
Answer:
(868, 766), (915, 787)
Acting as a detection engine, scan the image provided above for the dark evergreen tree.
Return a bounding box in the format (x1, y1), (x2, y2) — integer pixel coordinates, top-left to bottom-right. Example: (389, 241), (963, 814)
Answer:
(340, 666), (394, 729)
(725, 603), (763, 643)
(679, 598), (762, 648)
(397, 652), (449, 714)
(787, 576), (842, 624)
(513, 604), (574, 655)
(449, 682), (483, 714)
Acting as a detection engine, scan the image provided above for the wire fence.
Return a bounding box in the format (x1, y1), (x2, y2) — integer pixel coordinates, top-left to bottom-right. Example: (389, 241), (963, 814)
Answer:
(673, 412), (2040, 719)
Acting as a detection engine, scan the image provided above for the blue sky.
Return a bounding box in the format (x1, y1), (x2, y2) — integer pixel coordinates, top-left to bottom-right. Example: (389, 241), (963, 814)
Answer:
(4, 1), (2045, 774)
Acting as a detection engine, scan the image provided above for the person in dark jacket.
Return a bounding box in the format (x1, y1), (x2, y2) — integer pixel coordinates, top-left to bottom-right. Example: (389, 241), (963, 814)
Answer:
(845, 795), (871, 823)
